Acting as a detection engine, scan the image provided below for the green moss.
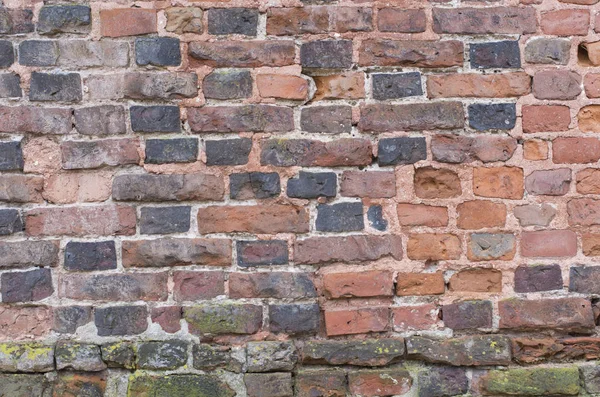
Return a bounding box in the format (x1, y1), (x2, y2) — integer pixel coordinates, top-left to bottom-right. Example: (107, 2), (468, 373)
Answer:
(485, 367), (580, 396)
(128, 374), (235, 397)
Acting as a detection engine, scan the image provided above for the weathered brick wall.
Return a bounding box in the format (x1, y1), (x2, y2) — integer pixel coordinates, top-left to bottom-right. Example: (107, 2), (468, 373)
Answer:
(0, 0), (599, 395)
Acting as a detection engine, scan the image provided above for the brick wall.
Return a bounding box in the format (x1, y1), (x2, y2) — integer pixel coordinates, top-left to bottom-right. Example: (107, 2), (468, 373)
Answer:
(0, 0), (599, 395)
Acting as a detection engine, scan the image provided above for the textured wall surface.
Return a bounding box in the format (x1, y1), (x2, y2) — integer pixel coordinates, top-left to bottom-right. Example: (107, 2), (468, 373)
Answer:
(0, 0), (600, 395)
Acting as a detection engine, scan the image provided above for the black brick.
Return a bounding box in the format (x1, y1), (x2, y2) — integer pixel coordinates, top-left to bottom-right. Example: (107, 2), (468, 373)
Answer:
(203, 70), (253, 100)
(130, 105), (181, 133)
(316, 202), (364, 232)
(419, 367), (469, 397)
(0, 73), (21, 98)
(0, 41), (13, 68)
(52, 306), (92, 334)
(37, 5), (91, 35)
(269, 303), (320, 334)
(145, 138), (198, 164)
(140, 206), (191, 235)
(378, 137), (427, 166)
(206, 139), (252, 166)
(29, 72), (82, 102)
(368, 205), (387, 231)
(95, 306), (148, 336)
(135, 37), (182, 67)
(230, 172), (280, 200)
(300, 106), (352, 133)
(287, 171), (337, 199)
(64, 241), (117, 272)
(0, 141), (23, 171)
(468, 103), (516, 131)
(237, 240), (289, 267)
(1, 268), (53, 303)
(301, 40), (353, 69)
(514, 264), (563, 293)
(0, 209), (23, 235)
(208, 8), (259, 36)
(372, 72), (423, 99)
(470, 41), (521, 69)
(18, 40), (58, 66)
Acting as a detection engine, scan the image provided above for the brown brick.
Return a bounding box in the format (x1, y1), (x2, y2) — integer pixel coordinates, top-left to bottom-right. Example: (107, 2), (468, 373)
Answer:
(541, 9), (589, 36)
(122, 238), (232, 268)
(393, 304), (439, 331)
(443, 300), (493, 330)
(414, 167), (462, 199)
(427, 72), (530, 98)
(325, 307), (389, 336)
(349, 369), (412, 397)
(313, 72), (365, 100)
(60, 138), (140, 170)
(331, 7), (372, 33)
(553, 137), (600, 164)
(256, 74), (309, 100)
(322, 271), (393, 298)
(266, 7), (328, 35)
(457, 200), (506, 230)
(151, 306), (181, 333)
(431, 135), (517, 164)
(0, 175), (43, 203)
(533, 70), (582, 100)
(396, 273), (445, 296)
(397, 204), (449, 227)
(261, 138), (372, 167)
(296, 370), (347, 397)
(499, 298), (594, 332)
(0, 106), (71, 134)
(524, 139), (549, 161)
(468, 233), (516, 261)
(25, 205), (135, 237)
(188, 105), (293, 133)
(173, 271), (225, 301)
(583, 233), (600, 256)
(359, 102), (464, 132)
(578, 105), (600, 133)
(359, 40), (463, 67)
(584, 73), (600, 98)
(407, 233), (461, 260)
(568, 198), (600, 226)
(577, 168), (600, 194)
(433, 7), (537, 34)
(58, 273), (168, 301)
(230, 272), (316, 299)
(340, 171), (396, 198)
(0, 306), (51, 340)
(189, 41), (295, 68)
(521, 230), (577, 258)
(294, 235), (403, 265)
(197, 205), (309, 234)
(377, 8), (426, 32)
(100, 8), (157, 37)
(522, 105), (571, 133)
(449, 269), (502, 293)
(525, 169), (571, 196)
(473, 167), (524, 199)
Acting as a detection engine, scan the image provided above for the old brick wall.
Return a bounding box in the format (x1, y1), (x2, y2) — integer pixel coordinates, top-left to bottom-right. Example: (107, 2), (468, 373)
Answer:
(0, 0), (599, 395)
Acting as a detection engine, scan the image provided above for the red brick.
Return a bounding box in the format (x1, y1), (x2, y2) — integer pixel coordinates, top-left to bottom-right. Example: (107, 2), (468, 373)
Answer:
(151, 306), (181, 334)
(449, 269), (502, 293)
(393, 304), (439, 331)
(25, 205), (135, 237)
(522, 105), (571, 133)
(524, 140), (549, 161)
(397, 203), (449, 227)
(407, 234), (462, 260)
(266, 7), (328, 35)
(58, 273), (168, 301)
(189, 41), (295, 68)
(349, 369), (412, 397)
(553, 137), (600, 164)
(188, 105), (293, 133)
(377, 8), (426, 32)
(0, 306), (50, 340)
(525, 169), (572, 196)
(584, 73), (600, 98)
(577, 168), (600, 194)
(340, 171), (396, 198)
(256, 74), (308, 100)
(173, 271), (225, 301)
(197, 205), (309, 234)
(322, 271), (393, 298)
(541, 9), (589, 36)
(100, 8), (157, 37)
(431, 135), (517, 164)
(499, 298), (595, 332)
(533, 70), (582, 100)
(521, 230), (577, 258)
(331, 7), (372, 33)
(396, 273), (445, 296)
(294, 235), (403, 265)
(122, 238), (232, 268)
(359, 40), (463, 68)
(0, 106), (71, 134)
(568, 198), (600, 226)
(457, 200), (506, 230)
(414, 167), (462, 199)
(427, 73), (530, 98)
(324, 307), (389, 336)
(473, 167), (524, 199)
(433, 7), (537, 34)
(313, 72), (365, 100)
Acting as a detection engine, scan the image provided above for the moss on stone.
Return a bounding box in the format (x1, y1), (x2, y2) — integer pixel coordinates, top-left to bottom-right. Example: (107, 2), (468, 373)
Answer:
(484, 367), (580, 396)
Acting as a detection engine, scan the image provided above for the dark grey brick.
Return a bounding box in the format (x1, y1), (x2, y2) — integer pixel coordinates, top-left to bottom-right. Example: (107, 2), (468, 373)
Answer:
(269, 303), (320, 334)
(316, 202), (364, 232)
(192, 344), (243, 372)
(372, 72), (423, 99)
(145, 138), (198, 164)
(419, 367), (469, 397)
(208, 8), (259, 36)
(206, 139), (252, 166)
(514, 264), (563, 293)
(135, 37), (181, 67)
(64, 241), (117, 272)
(287, 171), (337, 199)
(237, 240), (289, 267)
(230, 172), (280, 200)
(524, 38), (570, 65)
(0, 209), (22, 235)
(29, 72), (82, 102)
(301, 40), (353, 69)
(569, 266), (600, 294)
(203, 70), (253, 100)
(140, 206), (191, 235)
(468, 103), (516, 131)
(300, 106), (352, 133)
(95, 306), (148, 336)
(0, 41), (13, 68)
(18, 40), (58, 66)
(130, 105), (181, 133)
(74, 105), (127, 136)
(442, 300), (492, 330)
(37, 5), (91, 35)
(0, 73), (21, 98)
(55, 341), (106, 372)
(0, 141), (23, 171)
(52, 306), (92, 334)
(137, 340), (188, 370)
(0, 8), (34, 34)
(101, 341), (136, 369)
(368, 205), (387, 231)
(1, 268), (53, 303)
(470, 41), (521, 69)
(378, 137), (427, 166)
